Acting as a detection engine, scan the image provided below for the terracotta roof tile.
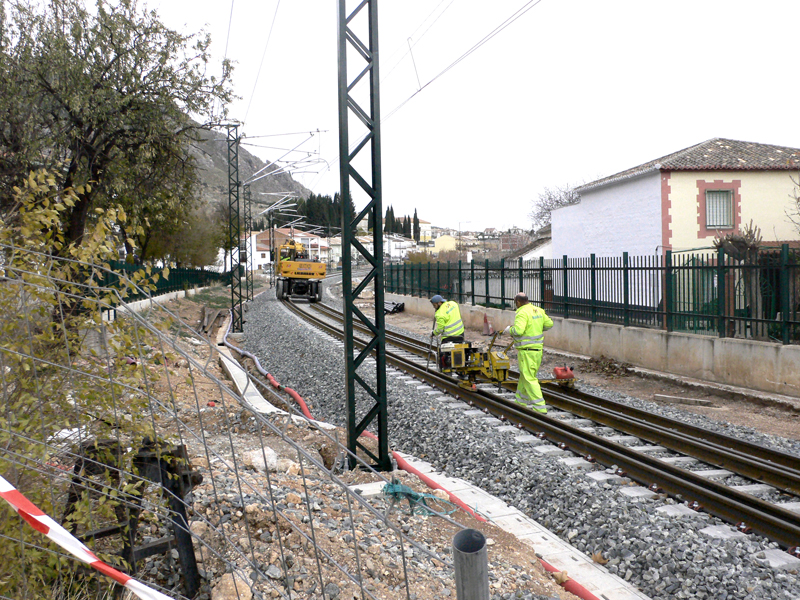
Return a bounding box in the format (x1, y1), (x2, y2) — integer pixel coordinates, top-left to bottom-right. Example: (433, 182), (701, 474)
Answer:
(578, 138), (800, 192)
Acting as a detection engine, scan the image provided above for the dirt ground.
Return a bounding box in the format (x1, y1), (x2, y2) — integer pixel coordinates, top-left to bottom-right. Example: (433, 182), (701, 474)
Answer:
(384, 309), (800, 444)
(149, 285), (799, 598)
(155, 287), (585, 599)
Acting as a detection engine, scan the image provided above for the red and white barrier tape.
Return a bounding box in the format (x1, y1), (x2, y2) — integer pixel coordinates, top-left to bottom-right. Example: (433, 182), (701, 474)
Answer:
(0, 474), (172, 600)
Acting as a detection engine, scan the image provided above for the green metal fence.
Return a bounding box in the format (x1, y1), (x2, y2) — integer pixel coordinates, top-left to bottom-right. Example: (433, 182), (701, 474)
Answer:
(102, 261), (230, 303)
(386, 245), (800, 344)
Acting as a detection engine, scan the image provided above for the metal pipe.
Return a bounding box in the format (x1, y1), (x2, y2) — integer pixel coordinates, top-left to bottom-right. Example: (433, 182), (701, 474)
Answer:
(452, 529), (489, 600)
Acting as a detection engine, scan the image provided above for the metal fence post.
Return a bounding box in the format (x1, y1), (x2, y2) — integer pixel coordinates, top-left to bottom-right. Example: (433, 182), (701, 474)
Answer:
(562, 255), (569, 319)
(590, 253), (597, 323)
(665, 250), (673, 332)
(518, 257), (524, 298)
(717, 247), (726, 338)
(623, 251), (630, 327)
(458, 260), (463, 304)
(500, 258), (506, 309)
(471, 260), (476, 306)
(539, 256), (545, 309)
(427, 261), (431, 297)
(781, 243), (790, 345)
(484, 259), (490, 307)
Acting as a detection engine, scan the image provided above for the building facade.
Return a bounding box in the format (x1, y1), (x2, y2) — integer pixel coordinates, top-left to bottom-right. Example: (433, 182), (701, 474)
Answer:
(552, 138), (800, 258)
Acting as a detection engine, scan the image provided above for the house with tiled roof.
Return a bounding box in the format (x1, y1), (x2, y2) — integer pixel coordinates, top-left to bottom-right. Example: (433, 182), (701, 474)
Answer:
(552, 138), (800, 257)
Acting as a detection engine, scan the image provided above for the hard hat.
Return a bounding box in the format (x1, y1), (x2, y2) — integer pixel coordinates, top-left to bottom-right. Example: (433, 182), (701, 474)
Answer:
(430, 295), (445, 304)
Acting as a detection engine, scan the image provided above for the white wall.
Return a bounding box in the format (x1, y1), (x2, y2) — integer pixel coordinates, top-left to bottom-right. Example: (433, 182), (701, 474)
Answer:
(521, 239), (552, 261)
(552, 171), (662, 258)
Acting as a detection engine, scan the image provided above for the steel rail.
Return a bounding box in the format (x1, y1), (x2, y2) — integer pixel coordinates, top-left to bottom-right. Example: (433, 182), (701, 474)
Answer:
(541, 386), (800, 495)
(540, 383), (800, 470)
(312, 302), (800, 492)
(284, 299), (800, 548)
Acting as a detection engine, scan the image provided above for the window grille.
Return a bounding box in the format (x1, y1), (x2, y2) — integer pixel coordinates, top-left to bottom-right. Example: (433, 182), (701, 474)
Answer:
(706, 190), (733, 228)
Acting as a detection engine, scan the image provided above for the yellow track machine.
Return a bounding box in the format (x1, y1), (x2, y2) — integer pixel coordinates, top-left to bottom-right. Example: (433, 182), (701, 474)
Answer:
(435, 332), (575, 390)
(275, 239), (326, 302)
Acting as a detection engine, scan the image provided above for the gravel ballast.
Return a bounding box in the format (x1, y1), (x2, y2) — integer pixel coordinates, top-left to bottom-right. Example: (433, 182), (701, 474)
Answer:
(243, 288), (800, 600)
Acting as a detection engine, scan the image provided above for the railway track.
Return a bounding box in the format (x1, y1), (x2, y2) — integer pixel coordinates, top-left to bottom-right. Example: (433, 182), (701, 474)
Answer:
(282, 298), (800, 549)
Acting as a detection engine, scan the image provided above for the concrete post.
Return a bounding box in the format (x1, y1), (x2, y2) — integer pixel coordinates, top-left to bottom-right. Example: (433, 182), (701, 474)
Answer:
(453, 529), (490, 600)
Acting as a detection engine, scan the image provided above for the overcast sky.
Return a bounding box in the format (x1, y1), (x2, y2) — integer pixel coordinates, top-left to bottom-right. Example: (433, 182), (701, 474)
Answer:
(153, 0), (800, 233)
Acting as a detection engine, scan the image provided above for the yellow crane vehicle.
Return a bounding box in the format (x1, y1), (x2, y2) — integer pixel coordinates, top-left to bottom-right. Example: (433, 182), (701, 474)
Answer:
(275, 239), (326, 302)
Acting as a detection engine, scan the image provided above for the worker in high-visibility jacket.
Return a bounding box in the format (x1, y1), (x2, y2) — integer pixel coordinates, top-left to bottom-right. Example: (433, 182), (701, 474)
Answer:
(430, 295), (465, 343)
(503, 292), (553, 413)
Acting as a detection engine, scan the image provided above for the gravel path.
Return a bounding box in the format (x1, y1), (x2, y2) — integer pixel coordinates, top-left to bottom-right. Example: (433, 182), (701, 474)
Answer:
(243, 288), (800, 600)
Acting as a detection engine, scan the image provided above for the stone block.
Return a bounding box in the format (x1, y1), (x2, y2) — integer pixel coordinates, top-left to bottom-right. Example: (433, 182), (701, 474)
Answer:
(699, 525), (747, 540)
(653, 393), (713, 406)
(619, 486), (657, 500)
(656, 504), (703, 518)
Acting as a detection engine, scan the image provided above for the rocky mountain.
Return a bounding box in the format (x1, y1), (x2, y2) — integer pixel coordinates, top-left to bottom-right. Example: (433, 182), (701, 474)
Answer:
(190, 127), (312, 210)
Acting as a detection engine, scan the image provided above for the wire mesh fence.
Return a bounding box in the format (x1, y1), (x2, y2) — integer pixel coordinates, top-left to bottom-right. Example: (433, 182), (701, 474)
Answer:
(387, 246), (800, 344)
(0, 243), (457, 600)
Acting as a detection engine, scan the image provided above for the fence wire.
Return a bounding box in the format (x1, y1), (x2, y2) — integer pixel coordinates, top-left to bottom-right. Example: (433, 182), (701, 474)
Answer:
(0, 243), (455, 600)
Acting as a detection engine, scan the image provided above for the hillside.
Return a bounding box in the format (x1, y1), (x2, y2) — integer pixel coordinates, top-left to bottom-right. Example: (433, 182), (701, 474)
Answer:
(190, 127), (312, 209)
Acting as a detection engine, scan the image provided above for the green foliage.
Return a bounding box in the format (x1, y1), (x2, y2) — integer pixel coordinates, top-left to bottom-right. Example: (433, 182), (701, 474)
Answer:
(0, 0), (233, 255)
(294, 192), (355, 232)
(406, 251), (432, 264)
(383, 205), (416, 237)
(0, 171), (171, 596)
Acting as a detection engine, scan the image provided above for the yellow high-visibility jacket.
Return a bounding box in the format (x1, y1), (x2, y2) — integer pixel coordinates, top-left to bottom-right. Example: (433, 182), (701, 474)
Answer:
(433, 301), (465, 338)
(510, 303), (553, 349)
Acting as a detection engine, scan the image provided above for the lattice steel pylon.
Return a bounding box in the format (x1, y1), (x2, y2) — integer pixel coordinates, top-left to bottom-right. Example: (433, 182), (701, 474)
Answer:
(337, 0), (391, 471)
(243, 185), (254, 302)
(227, 124), (243, 332)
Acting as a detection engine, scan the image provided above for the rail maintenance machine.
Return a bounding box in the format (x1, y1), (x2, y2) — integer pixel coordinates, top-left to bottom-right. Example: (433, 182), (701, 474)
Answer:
(275, 239), (326, 302)
(434, 332), (575, 391)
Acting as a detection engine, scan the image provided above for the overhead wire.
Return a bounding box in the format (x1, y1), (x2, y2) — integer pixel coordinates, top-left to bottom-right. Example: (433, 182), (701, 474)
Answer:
(248, 2), (545, 196)
(244, 0), (282, 124)
(307, 0), (546, 194)
(380, 0), (455, 82)
(214, 0), (236, 118)
(382, 0), (545, 122)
